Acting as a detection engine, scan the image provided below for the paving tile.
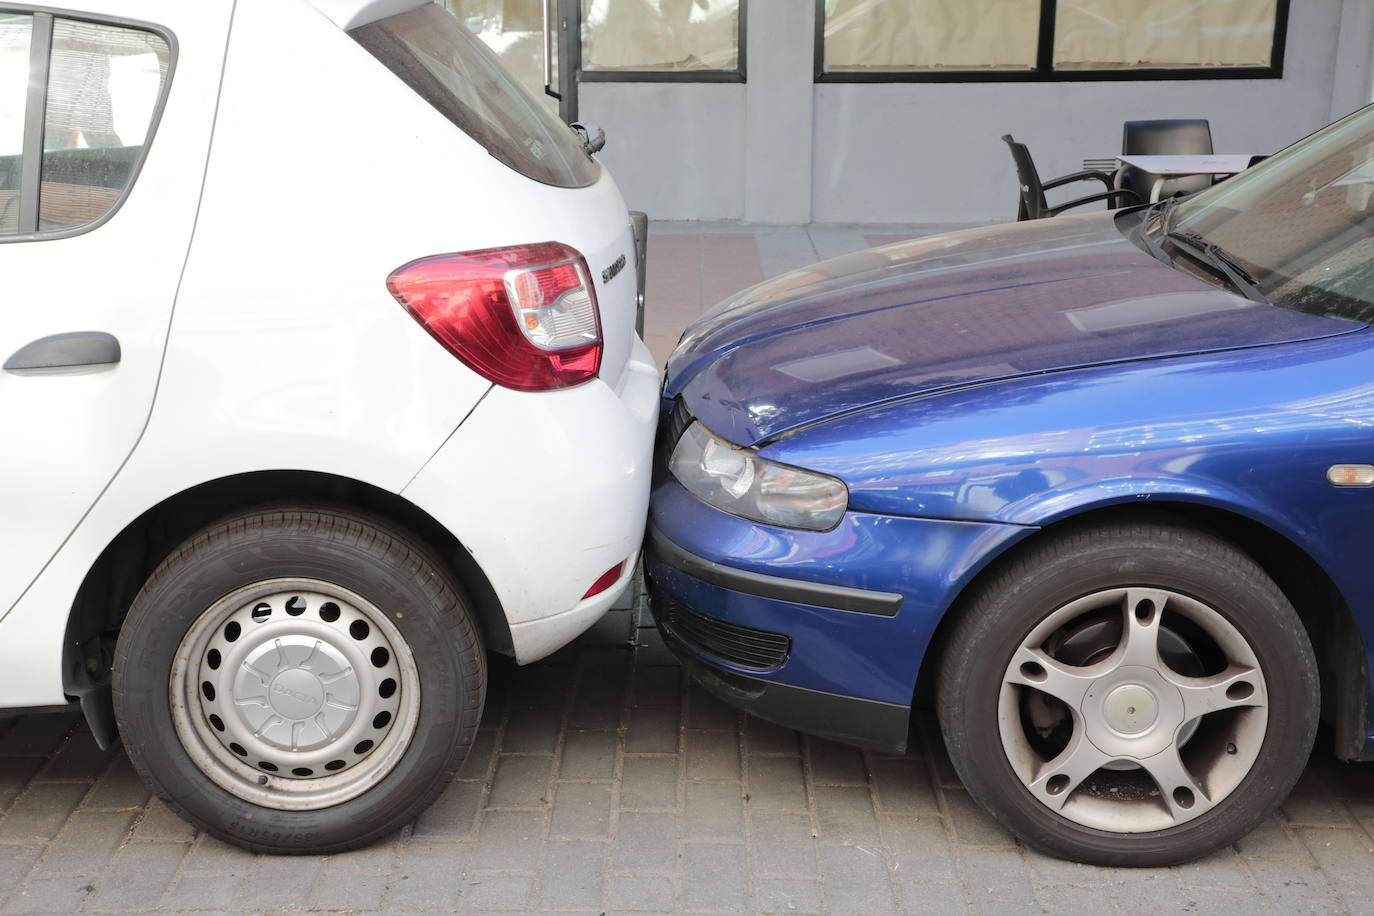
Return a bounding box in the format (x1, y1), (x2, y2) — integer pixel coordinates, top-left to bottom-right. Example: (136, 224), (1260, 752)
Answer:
(30, 810), (137, 877)
(683, 842), (747, 911)
(819, 844), (898, 915)
(1234, 816), (1302, 856)
(684, 730), (739, 782)
(614, 812), (678, 872)
(460, 872), (531, 911)
(455, 729), (499, 780)
(1282, 772), (1356, 828)
(34, 729), (115, 783)
(619, 757), (679, 810)
(685, 685), (738, 730)
(568, 692), (624, 730)
(501, 707), (564, 755)
(537, 840), (606, 909)
(127, 798), (197, 844)
(310, 869), (390, 910)
(1181, 884), (1274, 916)
(813, 786), (880, 846)
(683, 782), (743, 840)
(0, 716), (79, 758)
(412, 779), (483, 838)
(559, 730), (617, 780)
(83, 842), (188, 912)
(322, 833), (400, 874)
(1173, 848), (1256, 890)
(609, 873), (676, 911)
(745, 717), (800, 756)
(631, 667), (682, 708)
(2, 875), (95, 914)
(501, 662), (575, 710)
(1232, 856), (1340, 915)
(180, 836), (254, 876)
(755, 876), (824, 914)
(625, 707), (680, 755)
(882, 815), (956, 885)
(472, 810), (545, 872)
(232, 853), (325, 910)
(487, 755), (553, 808)
(748, 813), (818, 877)
(549, 782), (612, 840)
(159, 872), (244, 911)
(0, 761), (44, 815)
(83, 757), (151, 811)
(386, 840), (470, 911)
(746, 756), (807, 812)
(1294, 825), (1374, 899)
(958, 846), (1043, 915)
(0, 850), (39, 893)
(870, 755), (940, 814)
(806, 738), (867, 784)
(0, 783), (89, 843)
(941, 789), (1017, 847)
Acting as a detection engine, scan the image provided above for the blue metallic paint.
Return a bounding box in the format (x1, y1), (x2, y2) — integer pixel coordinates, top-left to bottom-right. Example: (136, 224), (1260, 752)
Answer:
(666, 212), (1356, 447)
(648, 479), (1030, 706)
(651, 207), (1374, 756)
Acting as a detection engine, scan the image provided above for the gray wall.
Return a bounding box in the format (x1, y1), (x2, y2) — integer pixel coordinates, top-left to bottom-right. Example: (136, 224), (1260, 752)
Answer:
(582, 0), (1374, 224)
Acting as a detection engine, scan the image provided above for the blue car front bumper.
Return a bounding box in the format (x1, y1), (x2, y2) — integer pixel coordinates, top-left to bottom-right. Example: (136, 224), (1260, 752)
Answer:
(646, 479), (1032, 752)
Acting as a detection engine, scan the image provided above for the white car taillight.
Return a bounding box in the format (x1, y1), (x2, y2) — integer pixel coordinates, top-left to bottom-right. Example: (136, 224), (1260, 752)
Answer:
(387, 242), (603, 391)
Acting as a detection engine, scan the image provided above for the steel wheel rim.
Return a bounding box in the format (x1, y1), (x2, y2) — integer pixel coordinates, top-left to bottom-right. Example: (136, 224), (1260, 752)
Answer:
(998, 587), (1268, 833)
(170, 578), (421, 811)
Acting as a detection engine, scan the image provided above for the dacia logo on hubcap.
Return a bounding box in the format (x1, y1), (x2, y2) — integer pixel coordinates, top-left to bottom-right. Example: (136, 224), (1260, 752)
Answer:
(272, 682), (321, 707)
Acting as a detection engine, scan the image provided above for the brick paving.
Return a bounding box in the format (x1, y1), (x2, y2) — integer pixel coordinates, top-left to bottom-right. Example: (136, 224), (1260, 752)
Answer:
(3, 591), (1374, 915)
(3, 222), (1374, 914)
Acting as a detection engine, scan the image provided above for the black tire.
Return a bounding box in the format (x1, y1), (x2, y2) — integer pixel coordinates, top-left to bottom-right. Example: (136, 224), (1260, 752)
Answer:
(936, 518), (1318, 866)
(112, 506), (485, 854)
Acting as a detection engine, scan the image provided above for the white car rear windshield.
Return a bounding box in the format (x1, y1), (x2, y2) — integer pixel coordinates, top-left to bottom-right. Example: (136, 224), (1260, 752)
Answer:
(351, 4), (599, 189)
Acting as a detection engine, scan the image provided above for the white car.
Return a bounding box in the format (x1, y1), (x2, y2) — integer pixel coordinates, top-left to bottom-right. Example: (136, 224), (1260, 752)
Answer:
(0, 0), (657, 852)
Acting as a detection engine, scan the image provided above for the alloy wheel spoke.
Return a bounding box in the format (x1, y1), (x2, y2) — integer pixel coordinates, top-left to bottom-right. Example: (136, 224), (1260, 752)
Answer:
(1006, 646), (1101, 708)
(1138, 745), (1214, 823)
(1024, 728), (1113, 811)
(1168, 664), (1267, 721)
(1115, 588), (1171, 668)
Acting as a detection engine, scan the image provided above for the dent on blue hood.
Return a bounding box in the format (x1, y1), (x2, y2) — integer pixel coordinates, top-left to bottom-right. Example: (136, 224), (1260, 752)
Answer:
(664, 212), (1362, 447)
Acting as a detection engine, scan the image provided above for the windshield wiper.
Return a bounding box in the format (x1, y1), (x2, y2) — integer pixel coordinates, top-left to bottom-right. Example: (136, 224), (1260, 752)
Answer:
(1162, 229), (1267, 303)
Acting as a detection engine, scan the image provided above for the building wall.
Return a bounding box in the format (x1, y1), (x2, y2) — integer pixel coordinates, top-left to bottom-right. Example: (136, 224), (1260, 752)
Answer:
(582, 0), (1374, 224)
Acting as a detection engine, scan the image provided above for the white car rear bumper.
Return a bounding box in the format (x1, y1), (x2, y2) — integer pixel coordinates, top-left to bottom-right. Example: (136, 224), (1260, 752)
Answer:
(402, 336), (660, 664)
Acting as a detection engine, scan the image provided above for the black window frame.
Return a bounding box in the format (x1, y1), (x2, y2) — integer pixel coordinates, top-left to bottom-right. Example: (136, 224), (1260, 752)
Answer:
(578, 0), (747, 84)
(813, 0), (1290, 84)
(0, 4), (176, 245)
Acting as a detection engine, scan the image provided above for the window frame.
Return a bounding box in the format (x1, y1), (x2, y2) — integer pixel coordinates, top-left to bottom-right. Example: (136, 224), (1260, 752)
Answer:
(812, 0), (1290, 84)
(577, 0), (747, 84)
(0, 4), (177, 245)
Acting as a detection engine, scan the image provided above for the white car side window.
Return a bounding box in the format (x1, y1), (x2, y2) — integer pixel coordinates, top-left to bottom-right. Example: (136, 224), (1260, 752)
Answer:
(0, 14), (31, 235)
(38, 18), (168, 232)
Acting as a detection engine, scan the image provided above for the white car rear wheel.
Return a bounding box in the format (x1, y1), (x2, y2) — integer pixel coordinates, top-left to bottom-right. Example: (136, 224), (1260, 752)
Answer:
(113, 507), (485, 854)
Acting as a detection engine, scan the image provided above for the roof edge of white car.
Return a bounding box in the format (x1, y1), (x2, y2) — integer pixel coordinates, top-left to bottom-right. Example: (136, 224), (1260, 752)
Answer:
(306, 0), (429, 31)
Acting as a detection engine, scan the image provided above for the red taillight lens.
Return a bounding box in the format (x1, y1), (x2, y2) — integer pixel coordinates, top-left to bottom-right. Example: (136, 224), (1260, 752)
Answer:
(387, 242), (602, 391)
(583, 562), (625, 600)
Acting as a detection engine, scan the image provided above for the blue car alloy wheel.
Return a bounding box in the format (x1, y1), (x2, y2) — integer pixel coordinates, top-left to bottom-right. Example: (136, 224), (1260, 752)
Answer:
(937, 517), (1317, 866)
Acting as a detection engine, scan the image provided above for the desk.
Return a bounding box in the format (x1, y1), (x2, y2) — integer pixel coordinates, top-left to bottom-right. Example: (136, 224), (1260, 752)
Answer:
(1116, 154), (1258, 202)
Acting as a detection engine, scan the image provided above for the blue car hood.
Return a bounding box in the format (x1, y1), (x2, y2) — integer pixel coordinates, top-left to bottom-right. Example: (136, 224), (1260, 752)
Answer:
(664, 212), (1359, 447)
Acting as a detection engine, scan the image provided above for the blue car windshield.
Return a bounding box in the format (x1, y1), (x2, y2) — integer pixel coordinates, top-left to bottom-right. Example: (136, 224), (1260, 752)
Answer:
(1166, 105), (1374, 323)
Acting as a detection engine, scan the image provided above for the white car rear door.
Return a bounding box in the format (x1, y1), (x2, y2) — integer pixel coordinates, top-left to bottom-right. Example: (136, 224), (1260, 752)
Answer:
(0, 1), (231, 619)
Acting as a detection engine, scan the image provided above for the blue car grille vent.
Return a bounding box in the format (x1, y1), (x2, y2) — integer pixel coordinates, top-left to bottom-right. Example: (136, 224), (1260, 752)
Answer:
(662, 598), (791, 671)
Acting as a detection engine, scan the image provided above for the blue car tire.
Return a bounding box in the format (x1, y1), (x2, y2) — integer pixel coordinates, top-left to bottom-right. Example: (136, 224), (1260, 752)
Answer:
(937, 516), (1318, 866)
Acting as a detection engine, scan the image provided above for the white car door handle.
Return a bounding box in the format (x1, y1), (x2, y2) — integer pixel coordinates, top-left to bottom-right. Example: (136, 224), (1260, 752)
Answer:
(5, 332), (121, 372)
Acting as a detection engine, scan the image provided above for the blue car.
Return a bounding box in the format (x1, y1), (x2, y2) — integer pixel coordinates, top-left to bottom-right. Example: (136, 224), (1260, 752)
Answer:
(647, 107), (1374, 866)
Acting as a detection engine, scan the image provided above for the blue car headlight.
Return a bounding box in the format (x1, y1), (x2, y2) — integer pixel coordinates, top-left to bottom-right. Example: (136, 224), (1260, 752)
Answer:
(669, 422), (848, 531)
